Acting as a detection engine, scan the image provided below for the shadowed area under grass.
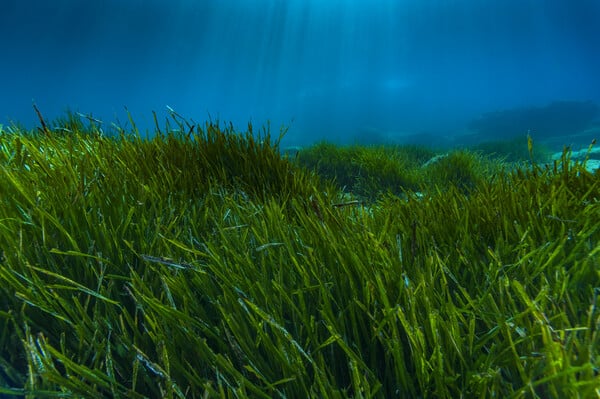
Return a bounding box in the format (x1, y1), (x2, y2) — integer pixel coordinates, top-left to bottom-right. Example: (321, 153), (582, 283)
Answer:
(0, 114), (599, 398)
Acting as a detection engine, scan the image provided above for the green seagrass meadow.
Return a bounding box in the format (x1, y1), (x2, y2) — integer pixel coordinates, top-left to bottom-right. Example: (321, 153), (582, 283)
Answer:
(0, 113), (599, 398)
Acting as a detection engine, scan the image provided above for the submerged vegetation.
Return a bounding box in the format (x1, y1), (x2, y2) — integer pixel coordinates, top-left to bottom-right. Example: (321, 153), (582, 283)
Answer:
(293, 142), (505, 200)
(0, 112), (599, 398)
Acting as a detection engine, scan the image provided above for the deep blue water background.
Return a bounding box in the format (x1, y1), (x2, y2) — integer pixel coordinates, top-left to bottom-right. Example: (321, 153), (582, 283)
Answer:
(1, 0), (599, 147)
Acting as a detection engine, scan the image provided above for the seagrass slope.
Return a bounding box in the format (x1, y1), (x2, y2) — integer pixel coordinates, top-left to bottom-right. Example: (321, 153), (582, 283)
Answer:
(0, 114), (598, 398)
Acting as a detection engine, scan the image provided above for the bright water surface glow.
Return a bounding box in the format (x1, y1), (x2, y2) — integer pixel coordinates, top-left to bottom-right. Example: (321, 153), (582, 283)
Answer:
(1, 0), (599, 146)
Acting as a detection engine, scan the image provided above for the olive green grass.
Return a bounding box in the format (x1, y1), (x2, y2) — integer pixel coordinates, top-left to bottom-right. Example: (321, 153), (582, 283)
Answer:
(294, 142), (506, 199)
(469, 136), (553, 165)
(0, 115), (599, 398)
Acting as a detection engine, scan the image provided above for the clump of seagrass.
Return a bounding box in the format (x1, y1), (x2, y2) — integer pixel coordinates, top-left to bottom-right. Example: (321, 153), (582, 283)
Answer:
(0, 111), (598, 398)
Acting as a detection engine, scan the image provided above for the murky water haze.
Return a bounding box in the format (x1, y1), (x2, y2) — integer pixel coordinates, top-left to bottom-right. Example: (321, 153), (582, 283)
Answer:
(2, 0), (599, 147)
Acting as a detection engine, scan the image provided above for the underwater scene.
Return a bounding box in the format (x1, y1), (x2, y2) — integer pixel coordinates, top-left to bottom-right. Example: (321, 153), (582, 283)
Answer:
(1, 1), (599, 397)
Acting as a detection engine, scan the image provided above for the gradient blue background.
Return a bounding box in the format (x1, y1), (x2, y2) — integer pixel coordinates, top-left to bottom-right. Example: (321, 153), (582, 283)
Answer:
(1, 0), (599, 145)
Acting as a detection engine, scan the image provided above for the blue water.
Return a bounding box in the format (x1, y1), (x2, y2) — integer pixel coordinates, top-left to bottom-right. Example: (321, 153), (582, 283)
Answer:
(1, 0), (599, 146)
